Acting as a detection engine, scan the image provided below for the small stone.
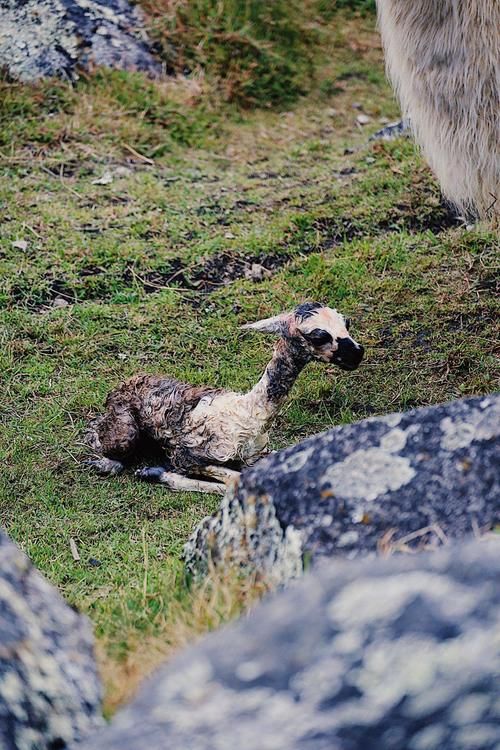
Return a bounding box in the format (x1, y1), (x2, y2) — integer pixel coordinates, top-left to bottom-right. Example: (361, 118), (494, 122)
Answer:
(352, 102), (363, 110)
(339, 166), (357, 175)
(365, 156), (376, 164)
(325, 108), (337, 117)
(52, 296), (69, 308)
(12, 239), (28, 251)
(244, 263), (272, 282)
(114, 166), (132, 177)
(356, 114), (372, 125)
(369, 120), (410, 142)
(92, 171), (113, 185)
(224, 232), (235, 239)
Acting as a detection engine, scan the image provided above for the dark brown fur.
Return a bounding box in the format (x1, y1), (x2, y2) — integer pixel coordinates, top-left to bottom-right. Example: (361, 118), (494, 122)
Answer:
(88, 375), (222, 472)
(265, 339), (311, 405)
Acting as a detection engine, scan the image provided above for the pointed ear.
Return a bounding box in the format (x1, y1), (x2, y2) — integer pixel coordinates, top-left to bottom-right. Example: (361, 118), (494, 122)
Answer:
(241, 312), (289, 335)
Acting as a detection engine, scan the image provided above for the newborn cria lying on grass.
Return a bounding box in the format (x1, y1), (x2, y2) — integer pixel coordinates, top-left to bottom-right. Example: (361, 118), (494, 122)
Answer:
(86, 302), (364, 494)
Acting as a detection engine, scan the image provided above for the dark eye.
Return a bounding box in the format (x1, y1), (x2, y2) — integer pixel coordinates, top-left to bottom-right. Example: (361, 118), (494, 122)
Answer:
(345, 317), (351, 331)
(304, 328), (333, 346)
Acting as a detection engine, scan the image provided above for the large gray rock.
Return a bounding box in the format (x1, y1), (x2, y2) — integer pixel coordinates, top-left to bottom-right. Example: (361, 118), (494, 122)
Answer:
(0, 530), (102, 749)
(80, 540), (500, 750)
(0, 0), (160, 82)
(185, 394), (499, 582)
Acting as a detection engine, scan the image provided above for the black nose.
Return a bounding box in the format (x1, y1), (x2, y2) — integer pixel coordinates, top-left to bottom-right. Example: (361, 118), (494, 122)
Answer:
(333, 337), (364, 370)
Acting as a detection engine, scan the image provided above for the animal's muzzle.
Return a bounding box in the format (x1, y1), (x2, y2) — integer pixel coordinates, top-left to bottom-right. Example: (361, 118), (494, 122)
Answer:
(332, 337), (364, 370)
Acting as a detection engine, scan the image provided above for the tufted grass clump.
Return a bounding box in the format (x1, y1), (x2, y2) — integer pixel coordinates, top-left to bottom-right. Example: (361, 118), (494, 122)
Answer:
(98, 566), (269, 717)
(0, 70), (217, 155)
(139, 0), (316, 107)
(317, 0), (376, 18)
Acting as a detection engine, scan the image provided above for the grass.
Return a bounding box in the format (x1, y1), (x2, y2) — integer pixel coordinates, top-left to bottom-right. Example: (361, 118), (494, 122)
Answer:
(140, 0), (315, 106)
(0, 7), (498, 714)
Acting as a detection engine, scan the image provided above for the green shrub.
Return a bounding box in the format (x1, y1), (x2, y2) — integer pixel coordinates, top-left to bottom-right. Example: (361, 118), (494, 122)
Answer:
(317, 0), (376, 19)
(140, 0), (316, 107)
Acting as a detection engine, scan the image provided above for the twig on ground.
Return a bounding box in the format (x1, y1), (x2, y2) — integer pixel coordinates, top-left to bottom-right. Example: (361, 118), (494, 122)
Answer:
(69, 537), (81, 562)
(122, 143), (155, 165)
(40, 165), (82, 199)
(142, 527), (149, 608)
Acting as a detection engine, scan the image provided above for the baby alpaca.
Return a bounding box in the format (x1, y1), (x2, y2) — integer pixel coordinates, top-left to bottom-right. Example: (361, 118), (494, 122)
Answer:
(86, 302), (364, 494)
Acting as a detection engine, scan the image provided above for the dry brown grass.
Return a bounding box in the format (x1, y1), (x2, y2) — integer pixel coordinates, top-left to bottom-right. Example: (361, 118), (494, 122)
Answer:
(139, 0), (315, 107)
(219, 16), (390, 164)
(97, 568), (271, 716)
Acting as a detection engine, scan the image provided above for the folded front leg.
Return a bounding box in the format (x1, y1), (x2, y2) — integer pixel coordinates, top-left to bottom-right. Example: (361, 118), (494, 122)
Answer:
(86, 457), (125, 476)
(135, 466), (225, 495)
(198, 465), (241, 484)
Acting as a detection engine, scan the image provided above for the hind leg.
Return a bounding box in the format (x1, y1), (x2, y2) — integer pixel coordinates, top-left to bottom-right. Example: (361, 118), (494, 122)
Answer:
(197, 465), (240, 484)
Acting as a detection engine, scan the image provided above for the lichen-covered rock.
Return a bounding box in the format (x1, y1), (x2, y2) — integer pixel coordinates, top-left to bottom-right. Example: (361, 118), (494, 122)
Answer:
(80, 540), (500, 750)
(0, 0), (160, 82)
(184, 485), (304, 586)
(0, 530), (102, 749)
(185, 394), (499, 579)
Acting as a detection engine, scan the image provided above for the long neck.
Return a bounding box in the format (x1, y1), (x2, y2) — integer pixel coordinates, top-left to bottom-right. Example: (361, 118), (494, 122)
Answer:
(245, 338), (311, 420)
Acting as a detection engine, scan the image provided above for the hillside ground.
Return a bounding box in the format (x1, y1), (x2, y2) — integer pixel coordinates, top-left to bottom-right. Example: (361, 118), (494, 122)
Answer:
(0, 8), (498, 712)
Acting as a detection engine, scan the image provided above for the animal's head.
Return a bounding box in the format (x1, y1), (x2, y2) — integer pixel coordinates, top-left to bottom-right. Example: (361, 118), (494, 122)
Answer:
(242, 301), (364, 371)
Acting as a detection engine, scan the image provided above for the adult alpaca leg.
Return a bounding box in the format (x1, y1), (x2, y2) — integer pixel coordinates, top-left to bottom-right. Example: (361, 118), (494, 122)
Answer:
(377, 0), (499, 220)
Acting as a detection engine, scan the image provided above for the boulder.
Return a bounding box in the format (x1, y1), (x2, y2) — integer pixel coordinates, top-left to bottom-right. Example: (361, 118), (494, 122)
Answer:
(369, 119), (410, 141)
(79, 540), (500, 750)
(185, 394), (500, 582)
(0, 0), (160, 82)
(0, 530), (102, 749)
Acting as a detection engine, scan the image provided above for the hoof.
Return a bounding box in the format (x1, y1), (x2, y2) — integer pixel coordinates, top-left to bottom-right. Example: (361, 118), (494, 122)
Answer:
(135, 466), (167, 483)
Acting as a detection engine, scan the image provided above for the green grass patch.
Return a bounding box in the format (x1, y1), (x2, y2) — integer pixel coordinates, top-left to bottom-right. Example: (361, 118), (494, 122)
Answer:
(140, 0), (316, 106)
